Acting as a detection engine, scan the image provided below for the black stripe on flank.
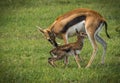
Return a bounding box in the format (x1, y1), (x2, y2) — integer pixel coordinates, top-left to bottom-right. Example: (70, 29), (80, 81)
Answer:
(61, 15), (86, 33)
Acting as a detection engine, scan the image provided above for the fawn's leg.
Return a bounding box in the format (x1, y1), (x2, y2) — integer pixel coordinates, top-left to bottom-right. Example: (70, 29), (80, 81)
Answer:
(74, 54), (81, 68)
(64, 56), (69, 66)
(48, 58), (57, 67)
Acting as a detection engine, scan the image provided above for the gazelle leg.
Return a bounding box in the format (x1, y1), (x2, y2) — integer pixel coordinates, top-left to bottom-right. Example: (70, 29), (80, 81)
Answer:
(62, 34), (68, 44)
(74, 54), (81, 68)
(95, 34), (107, 64)
(62, 34), (69, 65)
(85, 28), (98, 68)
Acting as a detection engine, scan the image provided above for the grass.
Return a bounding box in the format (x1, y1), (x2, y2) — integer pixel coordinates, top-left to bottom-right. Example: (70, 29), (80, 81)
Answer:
(0, 0), (120, 83)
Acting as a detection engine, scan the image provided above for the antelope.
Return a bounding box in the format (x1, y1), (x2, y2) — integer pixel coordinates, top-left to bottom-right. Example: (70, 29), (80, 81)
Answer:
(48, 30), (87, 68)
(38, 8), (110, 68)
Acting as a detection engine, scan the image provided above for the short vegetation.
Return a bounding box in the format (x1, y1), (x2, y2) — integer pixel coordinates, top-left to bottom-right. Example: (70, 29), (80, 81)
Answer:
(0, 0), (120, 83)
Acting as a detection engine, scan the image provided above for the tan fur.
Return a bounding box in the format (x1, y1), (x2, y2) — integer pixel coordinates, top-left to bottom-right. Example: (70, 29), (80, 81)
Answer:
(38, 8), (110, 68)
(41, 9), (103, 33)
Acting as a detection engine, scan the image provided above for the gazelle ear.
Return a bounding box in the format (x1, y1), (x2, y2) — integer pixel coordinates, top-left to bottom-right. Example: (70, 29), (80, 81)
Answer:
(36, 26), (44, 33)
(39, 28), (44, 33)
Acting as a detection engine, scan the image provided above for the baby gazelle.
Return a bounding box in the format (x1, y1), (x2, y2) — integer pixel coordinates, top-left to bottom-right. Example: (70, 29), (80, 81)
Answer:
(48, 30), (87, 68)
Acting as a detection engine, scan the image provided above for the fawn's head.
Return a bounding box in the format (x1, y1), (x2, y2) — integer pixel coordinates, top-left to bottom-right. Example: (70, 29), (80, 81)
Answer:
(75, 29), (87, 40)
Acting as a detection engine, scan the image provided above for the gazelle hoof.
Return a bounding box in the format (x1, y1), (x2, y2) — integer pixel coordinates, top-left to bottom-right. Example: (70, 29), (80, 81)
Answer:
(85, 65), (90, 68)
(78, 67), (81, 68)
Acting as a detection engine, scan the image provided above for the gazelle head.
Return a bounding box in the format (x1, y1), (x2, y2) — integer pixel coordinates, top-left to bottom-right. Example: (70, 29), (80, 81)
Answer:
(38, 27), (58, 47)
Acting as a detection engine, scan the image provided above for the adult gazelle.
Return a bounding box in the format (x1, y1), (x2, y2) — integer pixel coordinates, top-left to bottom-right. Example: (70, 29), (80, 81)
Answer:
(38, 8), (110, 68)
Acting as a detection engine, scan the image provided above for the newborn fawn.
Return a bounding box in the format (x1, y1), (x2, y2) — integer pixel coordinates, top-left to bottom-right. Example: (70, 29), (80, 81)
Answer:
(48, 29), (87, 68)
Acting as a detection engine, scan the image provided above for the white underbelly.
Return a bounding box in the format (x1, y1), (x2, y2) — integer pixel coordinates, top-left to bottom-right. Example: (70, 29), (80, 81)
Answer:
(67, 50), (80, 56)
(66, 20), (85, 36)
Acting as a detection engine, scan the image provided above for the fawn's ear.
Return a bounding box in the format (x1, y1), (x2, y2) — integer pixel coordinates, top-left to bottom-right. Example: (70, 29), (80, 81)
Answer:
(80, 32), (87, 37)
(75, 29), (79, 34)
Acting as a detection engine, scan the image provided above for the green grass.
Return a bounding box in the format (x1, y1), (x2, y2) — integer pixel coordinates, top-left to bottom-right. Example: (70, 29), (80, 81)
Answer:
(0, 0), (120, 83)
